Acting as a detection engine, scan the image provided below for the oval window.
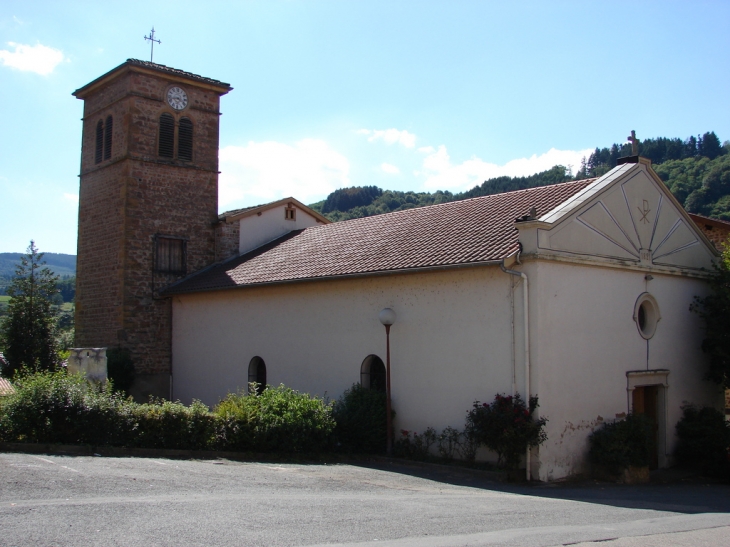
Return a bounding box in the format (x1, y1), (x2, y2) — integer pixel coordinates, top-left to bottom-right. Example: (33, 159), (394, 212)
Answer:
(633, 293), (660, 339)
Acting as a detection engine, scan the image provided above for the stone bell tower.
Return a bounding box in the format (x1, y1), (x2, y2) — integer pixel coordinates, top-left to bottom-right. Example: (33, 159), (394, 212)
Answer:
(73, 59), (232, 399)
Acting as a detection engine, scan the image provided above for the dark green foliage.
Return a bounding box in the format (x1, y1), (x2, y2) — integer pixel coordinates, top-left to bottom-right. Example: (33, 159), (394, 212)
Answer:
(588, 414), (652, 473)
(394, 427), (437, 460)
(106, 347), (136, 395)
(214, 384), (335, 453)
(466, 393), (547, 469)
(316, 189), (454, 222)
(0, 371), (130, 446)
(0, 372), (334, 454)
(675, 405), (730, 480)
(457, 165), (572, 199)
(655, 156), (712, 206)
(321, 186), (383, 213)
(332, 383), (388, 453)
(0, 241), (60, 376)
(691, 247), (730, 388)
(130, 399), (217, 450)
(57, 276), (76, 303)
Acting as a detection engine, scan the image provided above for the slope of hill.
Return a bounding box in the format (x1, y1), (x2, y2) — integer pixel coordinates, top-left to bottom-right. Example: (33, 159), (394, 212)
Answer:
(0, 253), (76, 278)
(310, 132), (730, 223)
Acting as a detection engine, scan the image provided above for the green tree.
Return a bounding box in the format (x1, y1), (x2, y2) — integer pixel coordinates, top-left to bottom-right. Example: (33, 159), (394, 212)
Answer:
(0, 241), (60, 377)
(692, 245), (730, 388)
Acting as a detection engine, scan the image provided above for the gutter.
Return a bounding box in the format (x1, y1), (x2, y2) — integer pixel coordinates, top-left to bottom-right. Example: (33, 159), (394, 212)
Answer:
(500, 249), (531, 482)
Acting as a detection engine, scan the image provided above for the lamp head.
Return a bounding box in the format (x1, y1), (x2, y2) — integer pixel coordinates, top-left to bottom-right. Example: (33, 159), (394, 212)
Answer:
(379, 308), (397, 326)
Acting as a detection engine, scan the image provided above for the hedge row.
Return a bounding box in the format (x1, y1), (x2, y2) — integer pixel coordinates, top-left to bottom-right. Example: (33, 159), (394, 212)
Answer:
(0, 371), (386, 454)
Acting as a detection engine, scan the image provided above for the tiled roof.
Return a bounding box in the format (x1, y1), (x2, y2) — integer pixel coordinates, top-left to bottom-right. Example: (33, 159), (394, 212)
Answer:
(73, 59), (232, 97)
(164, 179), (595, 294)
(124, 59), (232, 88)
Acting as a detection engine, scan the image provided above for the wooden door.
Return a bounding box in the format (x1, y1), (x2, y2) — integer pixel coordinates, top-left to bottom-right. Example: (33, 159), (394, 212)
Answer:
(632, 385), (659, 469)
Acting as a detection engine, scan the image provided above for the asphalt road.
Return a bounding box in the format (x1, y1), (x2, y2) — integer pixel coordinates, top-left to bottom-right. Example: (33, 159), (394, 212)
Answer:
(1, 452), (729, 547)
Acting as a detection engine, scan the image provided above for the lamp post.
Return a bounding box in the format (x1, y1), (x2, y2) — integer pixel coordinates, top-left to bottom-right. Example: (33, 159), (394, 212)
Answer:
(379, 307), (396, 456)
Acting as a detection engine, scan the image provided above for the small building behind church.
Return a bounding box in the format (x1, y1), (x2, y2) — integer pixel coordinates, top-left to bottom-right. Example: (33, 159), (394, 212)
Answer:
(74, 60), (723, 481)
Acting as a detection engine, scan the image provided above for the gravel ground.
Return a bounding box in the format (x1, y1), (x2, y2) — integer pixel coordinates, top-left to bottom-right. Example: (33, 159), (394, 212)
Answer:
(1, 452), (729, 547)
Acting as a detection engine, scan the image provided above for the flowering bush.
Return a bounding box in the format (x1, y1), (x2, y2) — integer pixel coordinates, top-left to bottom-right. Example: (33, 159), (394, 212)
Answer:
(394, 427), (437, 460)
(466, 393), (547, 469)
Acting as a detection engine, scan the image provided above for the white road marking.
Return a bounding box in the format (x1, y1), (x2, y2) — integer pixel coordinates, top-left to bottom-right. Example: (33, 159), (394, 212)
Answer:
(29, 455), (80, 473)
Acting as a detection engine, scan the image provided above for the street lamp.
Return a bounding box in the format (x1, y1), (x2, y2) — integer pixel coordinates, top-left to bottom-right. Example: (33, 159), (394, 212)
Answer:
(379, 307), (396, 456)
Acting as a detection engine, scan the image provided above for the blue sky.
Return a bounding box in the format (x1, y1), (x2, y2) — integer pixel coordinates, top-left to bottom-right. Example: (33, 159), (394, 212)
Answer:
(1, 1), (729, 255)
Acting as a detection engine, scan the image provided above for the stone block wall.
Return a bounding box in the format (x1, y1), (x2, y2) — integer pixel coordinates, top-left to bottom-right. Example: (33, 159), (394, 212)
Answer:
(216, 220), (241, 262)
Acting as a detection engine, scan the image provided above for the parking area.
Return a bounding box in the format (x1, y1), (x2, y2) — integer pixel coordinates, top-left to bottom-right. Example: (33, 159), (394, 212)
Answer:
(1, 452), (729, 547)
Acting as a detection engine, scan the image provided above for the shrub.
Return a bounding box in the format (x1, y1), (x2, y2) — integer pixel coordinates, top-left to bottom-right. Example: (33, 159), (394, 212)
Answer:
(588, 413), (652, 474)
(331, 383), (387, 453)
(0, 372), (335, 454)
(466, 393), (547, 469)
(0, 370), (130, 446)
(214, 384), (335, 453)
(130, 399), (217, 451)
(675, 404), (730, 480)
(394, 427), (437, 460)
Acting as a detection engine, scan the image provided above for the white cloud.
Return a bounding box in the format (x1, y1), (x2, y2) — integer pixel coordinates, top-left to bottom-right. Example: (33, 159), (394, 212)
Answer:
(0, 42), (64, 75)
(63, 193), (79, 203)
(357, 128), (416, 148)
(380, 163), (400, 175)
(218, 139), (350, 208)
(419, 146), (594, 192)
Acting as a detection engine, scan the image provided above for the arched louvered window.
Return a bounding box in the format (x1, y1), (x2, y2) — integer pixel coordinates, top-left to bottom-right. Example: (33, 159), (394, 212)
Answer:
(158, 113), (175, 158)
(178, 117), (193, 161)
(103, 115), (113, 160)
(95, 120), (104, 164)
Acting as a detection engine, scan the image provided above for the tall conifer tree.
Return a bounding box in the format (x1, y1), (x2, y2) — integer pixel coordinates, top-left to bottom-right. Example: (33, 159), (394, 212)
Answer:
(0, 241), (60, 376)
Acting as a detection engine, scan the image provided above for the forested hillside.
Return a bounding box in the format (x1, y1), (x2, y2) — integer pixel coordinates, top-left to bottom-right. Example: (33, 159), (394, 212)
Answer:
(310, 131), (730, 222)
(0, 253), (76, 298)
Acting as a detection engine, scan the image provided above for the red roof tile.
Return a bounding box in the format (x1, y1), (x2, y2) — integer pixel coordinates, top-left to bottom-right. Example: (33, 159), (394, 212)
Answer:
(164, 180), (594, 294)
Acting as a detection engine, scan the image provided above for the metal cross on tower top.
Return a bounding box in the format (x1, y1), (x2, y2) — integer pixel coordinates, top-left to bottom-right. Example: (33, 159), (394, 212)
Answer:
(144, 27), (161, 62)
(627, 130), (639, 156)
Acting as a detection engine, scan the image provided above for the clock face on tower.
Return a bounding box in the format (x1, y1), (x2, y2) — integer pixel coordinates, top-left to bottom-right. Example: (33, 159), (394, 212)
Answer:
(166, 86), (188, 110)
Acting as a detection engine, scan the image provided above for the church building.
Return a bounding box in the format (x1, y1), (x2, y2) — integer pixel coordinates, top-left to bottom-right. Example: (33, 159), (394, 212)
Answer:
(74, 61), (723, 481)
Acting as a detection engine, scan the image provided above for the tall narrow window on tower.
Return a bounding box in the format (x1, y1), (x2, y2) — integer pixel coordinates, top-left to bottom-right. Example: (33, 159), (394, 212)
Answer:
(95, 120), (104, 164)
(178, 117), (193, 161)
(154, 236), (186, 275)
(103, 115), (113, 160)
(158, 113), (175, 158)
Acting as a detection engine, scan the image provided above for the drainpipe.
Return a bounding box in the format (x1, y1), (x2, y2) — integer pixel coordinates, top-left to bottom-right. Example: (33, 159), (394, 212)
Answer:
(500, 250), (531, 481)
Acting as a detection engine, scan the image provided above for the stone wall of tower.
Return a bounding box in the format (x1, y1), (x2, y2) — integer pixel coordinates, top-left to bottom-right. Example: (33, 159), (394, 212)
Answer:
(75, 161), (126, 350)
(74, 62), (229, 400)
(121, 161), (218, 376)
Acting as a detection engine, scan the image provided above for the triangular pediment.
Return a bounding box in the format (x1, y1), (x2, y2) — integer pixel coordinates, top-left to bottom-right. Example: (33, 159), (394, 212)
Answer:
(534, 161), (716, 271)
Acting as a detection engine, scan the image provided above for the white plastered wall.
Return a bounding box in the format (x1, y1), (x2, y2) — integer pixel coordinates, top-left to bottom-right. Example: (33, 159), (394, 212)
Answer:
(527, 259), (721, 482)
(238, 204), (322, 255)
(171, 266), (516, 435)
